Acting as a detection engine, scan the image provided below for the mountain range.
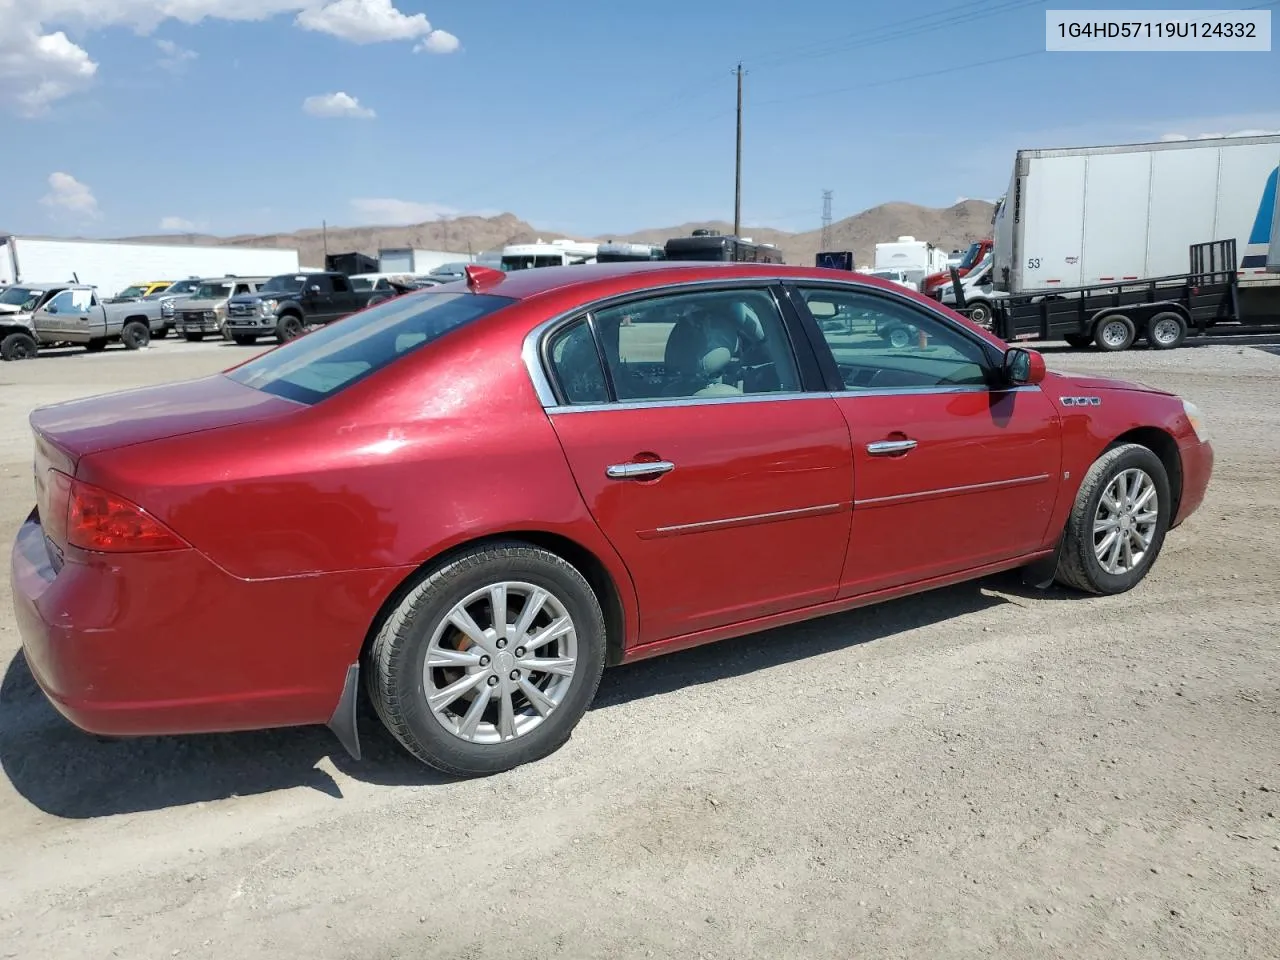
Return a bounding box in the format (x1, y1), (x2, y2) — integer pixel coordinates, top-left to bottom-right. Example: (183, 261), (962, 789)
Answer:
(117, 200), (996, 270)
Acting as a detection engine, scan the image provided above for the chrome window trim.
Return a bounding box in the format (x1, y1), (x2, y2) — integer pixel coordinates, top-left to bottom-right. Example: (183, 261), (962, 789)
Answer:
(520, 273), (1021, 411)
(545, 384), (1040, 416)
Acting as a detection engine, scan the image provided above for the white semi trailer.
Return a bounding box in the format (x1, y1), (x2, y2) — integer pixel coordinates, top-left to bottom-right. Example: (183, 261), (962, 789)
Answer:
(377, 248), (474, 274)
(992, 133), (1280, 295)
(0, 236), (301, 300)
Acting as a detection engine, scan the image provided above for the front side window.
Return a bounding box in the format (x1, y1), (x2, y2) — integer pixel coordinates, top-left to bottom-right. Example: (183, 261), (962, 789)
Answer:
(798, 287), (991, 390)
(260, 275), (307, 295)
(226, 292), (513, 404)
(46, 289), (93, 314)
(116, 285), (146, 298)
(569, 288), (800, 402)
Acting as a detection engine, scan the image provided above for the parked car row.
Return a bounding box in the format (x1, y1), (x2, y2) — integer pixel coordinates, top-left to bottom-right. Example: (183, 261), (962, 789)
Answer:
(0, 270), (433, 360)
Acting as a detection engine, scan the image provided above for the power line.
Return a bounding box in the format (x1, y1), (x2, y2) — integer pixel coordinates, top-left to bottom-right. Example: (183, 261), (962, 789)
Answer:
(756, 49), (1043, 107)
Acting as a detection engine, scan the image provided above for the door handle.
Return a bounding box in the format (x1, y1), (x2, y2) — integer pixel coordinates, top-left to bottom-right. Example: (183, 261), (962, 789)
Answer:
(866, 439), (918, 456)
(606, 460), (675, 479)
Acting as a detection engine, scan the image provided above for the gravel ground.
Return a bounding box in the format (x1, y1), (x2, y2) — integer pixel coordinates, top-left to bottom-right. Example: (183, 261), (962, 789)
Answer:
(0, 335), (1277, 959)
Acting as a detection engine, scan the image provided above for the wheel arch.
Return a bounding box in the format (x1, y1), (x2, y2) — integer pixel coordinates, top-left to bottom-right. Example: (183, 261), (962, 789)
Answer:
(1106, 426), (1183, 518)
(357, 530), (632, 670)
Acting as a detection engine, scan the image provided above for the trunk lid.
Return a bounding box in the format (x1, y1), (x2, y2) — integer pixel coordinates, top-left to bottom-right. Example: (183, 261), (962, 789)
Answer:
(28, 374), (302, 461)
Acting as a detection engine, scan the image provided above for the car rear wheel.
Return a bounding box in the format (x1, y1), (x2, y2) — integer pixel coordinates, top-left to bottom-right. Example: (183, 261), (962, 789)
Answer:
(232, 334), (258, 346)
(367, 542), (607, 776)
(0, 332), (38, 361)
(1054, 443), (1171, 595)
(1145, 311), (1187, 350)
(183, 332), (204, 342)
(1093, 314), (1135, 352)
(275, 314), (303, 342)
(120, 321), (151, 350)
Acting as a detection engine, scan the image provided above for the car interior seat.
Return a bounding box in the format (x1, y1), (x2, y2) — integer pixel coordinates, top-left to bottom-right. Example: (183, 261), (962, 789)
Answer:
(662, 305), (744, 397)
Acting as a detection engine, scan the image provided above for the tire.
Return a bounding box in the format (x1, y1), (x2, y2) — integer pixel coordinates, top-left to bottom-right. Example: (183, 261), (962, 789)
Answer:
(183, 332), (205, 342)
(1145, 311), (1187, 350)
(882, 323), (912, 349)
(0, 332), (38, 361)
(120, 321), (151, 350)
(1063, 333), (1092, 348)
(966, 300), (993, 329)
(1093, 314), (1135, 352)
(1054, 443), (1171, 595)
(85, 339), (108, 353)
(367, 542), (608, 776)
(232, 334), (258, 346)
(275, 314), (303, 342)
(154, 325), (171, 340)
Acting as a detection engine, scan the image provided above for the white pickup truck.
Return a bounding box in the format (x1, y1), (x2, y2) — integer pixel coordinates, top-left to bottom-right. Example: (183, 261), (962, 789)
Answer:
(30, 285), (163, 354)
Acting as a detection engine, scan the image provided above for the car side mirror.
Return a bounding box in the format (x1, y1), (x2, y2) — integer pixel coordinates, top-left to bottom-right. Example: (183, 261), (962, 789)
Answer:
(46, 304), (58, 314)
(308, 285), (322, 294)
(1003, 347), (1046, 385)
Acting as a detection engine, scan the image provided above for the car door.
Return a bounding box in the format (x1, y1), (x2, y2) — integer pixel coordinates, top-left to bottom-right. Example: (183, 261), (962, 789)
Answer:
(785, 283), (1063, 597)
(330, 274), (358, 317)
(305, 275), (336, 321)
(541, 283), (854, 646)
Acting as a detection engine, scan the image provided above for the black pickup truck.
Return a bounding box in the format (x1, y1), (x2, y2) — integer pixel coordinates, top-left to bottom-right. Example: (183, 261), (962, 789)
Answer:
(223, 271), (390, 344)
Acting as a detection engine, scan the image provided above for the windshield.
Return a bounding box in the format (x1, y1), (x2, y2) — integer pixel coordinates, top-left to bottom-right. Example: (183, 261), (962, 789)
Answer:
(193, 281), (234, 300)
(0, 287), (42, 310)
(225, 291), (514, 404)
(164, 279), (202, 295)
(116, 285), (147, 298)
(959, 242), (984, 270)
(260, 275), (307, 294)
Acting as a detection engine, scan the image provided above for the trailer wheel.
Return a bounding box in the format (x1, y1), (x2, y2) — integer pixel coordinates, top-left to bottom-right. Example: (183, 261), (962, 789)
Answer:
(1093, 315), (1135, 352)
(1063, 333), (1092, 349)
(966, 300), (994, 329)
(1145, 312), (1187, 350)
(120, 321), (151, 350)
(0, 332), (38, 361)
(880, 322), (913, 349)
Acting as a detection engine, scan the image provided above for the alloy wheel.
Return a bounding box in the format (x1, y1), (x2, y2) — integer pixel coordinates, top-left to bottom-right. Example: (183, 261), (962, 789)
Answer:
(424, 581), (579, 744)
(1093, 468), (1158, 575)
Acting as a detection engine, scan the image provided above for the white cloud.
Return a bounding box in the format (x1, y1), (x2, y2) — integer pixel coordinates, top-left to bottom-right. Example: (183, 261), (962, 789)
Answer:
(155, 37), (196, 71)
(40, 171), (100, 220)
(303, 90), (375, 119)
(0, 1), (459, 114)
(349, 197), (460, 225)
(0, 25), (98, 117)
(415, 29), (458, 54)
(1160, 128), (1280, 142)
(297, 0), (433, 44)
(159, 215), (197, 230)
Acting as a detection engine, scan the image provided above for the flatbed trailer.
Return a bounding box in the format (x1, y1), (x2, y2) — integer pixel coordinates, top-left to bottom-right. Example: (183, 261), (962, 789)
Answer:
(967, 240), (1280, 351)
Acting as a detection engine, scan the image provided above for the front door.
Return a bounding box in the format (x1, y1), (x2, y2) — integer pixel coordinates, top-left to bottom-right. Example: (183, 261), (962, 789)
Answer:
(787, 284), (1063, 596)
(542, 284), (854, 645)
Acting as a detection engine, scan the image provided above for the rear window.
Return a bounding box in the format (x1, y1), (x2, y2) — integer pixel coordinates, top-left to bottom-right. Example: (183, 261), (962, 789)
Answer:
(225, 291), (514, 404)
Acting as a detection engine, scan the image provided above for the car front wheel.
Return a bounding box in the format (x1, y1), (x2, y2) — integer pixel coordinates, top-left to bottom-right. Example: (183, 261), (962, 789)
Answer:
(367, 542), (607, 776)
(1054, 443), (1171, 595)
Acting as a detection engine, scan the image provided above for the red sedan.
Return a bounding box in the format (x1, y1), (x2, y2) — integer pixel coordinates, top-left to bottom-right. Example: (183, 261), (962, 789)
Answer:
(10, 262), (1213, 775)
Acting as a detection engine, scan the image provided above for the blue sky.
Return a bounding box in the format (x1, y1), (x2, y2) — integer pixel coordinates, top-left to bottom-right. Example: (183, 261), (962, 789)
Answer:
(3, 0), (1277, 239)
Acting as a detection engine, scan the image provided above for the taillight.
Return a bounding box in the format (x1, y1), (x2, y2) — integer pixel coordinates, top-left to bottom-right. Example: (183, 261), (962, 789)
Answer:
(49, 470), (187, 553)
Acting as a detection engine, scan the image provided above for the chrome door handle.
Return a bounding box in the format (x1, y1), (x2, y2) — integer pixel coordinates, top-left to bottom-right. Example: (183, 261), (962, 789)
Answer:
(606, 460), (675, 479)
(866, 439), (918, 456)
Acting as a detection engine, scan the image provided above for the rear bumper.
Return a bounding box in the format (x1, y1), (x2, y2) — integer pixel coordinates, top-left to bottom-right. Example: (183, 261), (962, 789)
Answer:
(11, 510), (406, 738)
(1173, 437), (1213, 527)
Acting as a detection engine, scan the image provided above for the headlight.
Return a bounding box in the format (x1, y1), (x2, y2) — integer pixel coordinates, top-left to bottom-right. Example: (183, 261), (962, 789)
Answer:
(161, 301), (174, 317)
(260, 299), (278, 316)
(1182, 399), (1209, 443)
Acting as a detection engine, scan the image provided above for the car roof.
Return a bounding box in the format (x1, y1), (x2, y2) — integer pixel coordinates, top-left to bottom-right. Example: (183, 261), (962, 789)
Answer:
(440, 260), (925, 302)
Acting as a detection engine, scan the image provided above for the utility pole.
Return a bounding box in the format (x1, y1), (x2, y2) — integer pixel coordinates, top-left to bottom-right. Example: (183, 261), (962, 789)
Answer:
(820, 189), (833, 250)
(734, 62), (744, 237)
(322, 220), (329, 258)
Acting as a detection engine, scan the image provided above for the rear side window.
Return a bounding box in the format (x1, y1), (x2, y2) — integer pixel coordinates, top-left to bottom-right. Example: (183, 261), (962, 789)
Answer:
(226, 292), (514, 404)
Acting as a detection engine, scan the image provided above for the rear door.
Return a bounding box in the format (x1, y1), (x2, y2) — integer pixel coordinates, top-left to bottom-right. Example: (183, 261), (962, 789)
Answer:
(786, 283), (1062, 596)
(540, 282), (854, 646)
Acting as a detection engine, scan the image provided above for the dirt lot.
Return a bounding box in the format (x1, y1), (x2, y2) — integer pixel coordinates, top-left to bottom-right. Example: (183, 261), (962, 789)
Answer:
(0, 337), (1277, 959)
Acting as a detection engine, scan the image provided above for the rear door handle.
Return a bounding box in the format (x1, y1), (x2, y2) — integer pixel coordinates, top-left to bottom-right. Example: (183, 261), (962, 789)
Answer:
(606, 460), (675, 479)
(866, 439), (918, 456)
